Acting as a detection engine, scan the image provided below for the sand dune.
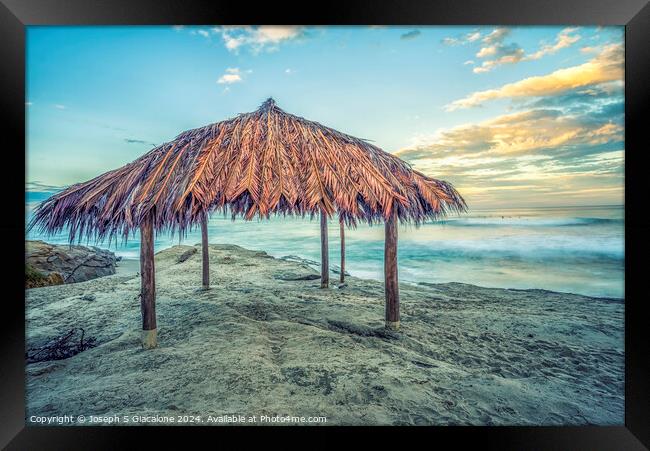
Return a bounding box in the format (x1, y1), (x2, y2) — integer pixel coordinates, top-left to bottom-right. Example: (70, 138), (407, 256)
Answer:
(25, 244), (624, 426)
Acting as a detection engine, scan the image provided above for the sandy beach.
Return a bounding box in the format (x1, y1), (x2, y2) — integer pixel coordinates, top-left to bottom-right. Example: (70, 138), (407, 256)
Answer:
(25, 243), (624, 426)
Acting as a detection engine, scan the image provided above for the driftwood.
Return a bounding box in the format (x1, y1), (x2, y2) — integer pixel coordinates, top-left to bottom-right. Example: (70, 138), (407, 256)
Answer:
(26, 328), (97, 363)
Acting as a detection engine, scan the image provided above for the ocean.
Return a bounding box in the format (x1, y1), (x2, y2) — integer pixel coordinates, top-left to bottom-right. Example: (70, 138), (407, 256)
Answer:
(25, 197), (624, 299)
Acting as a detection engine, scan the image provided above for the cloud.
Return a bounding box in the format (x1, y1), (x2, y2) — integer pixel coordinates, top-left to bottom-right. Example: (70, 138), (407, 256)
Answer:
(580, 46), (599, 53)
(395, 102), (623, 207)
(525, 27), (581, 60)
(26, 181), (65, 193)
(519, 81), (624, 116)
(212, 26), (305, 53)
(446, 43), (623, 110)
(25, 102), (33, 106)
(469, 27), (581, 74)
(400, 107), (622, 159)
(197, 29), (210, 38)
(216, 67), (251, 84)
(124, 138), (157, 146)
(466, 31), (481, 43)
(473, 44), (525, 73)
(444, 28), (583, 74)
(482, 27), (510, 45)
(400, 30), (421, 40)
(471, 27), (527, 73)
(54, 104), (66, 110)
(442, 30), (482, 46)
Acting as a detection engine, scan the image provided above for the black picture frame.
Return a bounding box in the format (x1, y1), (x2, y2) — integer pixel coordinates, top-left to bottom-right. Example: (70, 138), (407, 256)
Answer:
(2, 0), (648, 448)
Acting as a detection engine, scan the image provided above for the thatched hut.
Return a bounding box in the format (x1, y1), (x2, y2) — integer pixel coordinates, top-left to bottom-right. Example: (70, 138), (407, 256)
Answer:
(29, 98), (466, 348)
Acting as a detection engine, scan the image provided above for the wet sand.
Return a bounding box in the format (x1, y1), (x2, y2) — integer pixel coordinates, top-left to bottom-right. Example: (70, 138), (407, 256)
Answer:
(25, 244), (624, 425)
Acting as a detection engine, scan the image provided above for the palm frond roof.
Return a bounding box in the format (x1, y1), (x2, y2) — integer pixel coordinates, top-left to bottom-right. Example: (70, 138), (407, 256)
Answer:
(29, 98), (466, 241)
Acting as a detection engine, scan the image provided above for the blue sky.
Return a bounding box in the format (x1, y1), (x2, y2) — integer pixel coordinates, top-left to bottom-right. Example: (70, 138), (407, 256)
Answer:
(26, 26), (624, 208)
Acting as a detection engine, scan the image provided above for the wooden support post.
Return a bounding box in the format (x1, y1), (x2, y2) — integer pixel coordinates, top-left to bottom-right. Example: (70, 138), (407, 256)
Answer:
(384, 209), (400, 330)
(201, 214), (209, 289)
(339, 220), (345, 284)
(320, 210), (329, 288)
(140, 210), (157, 348)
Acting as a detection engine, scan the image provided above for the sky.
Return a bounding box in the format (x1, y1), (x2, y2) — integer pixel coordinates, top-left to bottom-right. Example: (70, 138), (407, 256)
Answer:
(26, 25), (624, 209)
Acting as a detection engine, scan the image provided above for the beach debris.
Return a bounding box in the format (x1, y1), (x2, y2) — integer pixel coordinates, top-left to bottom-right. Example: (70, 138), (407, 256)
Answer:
(26, 328), (97, 364)
(177, 247), (197, 263)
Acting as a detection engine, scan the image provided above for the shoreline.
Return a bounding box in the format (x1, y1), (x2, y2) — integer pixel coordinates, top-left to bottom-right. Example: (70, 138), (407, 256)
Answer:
(27, 203), (625, 299)
(26, 243), (624, 426)
(115, 253), (624, 301)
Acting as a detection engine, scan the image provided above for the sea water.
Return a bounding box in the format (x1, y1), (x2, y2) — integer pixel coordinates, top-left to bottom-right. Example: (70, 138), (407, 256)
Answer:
(25, 197), (624, 299)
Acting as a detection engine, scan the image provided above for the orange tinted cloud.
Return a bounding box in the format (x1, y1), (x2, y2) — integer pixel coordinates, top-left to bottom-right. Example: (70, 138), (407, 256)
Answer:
(447, 43), (623, 110)
(399, 109), (623, 159)
(396, 107), (623, 207)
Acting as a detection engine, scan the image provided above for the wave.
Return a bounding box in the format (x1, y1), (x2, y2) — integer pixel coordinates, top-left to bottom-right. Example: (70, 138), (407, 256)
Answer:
(410, 235), (623, 260)
(433, 217), (623, 228)
(344, 232), (624, 261)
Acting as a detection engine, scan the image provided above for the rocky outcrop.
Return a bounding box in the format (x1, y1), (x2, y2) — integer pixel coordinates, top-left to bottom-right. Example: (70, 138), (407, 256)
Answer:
(26, 240), (117, 286)
(279, 254), (350, 276)
(176, 247), (197, 263)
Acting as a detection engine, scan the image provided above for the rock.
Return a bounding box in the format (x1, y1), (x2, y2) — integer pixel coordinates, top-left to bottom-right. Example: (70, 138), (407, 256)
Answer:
(176, 247), (197, 263)
(330, 265), (350, 276)
(274, 272), (321, 281)
(25, 263), (64, 288)
(279, 255), (350, 276)
(254, 251), (273, 259)
(280, 255), (320, 268)
(26, 240), (117, 284)
(81, 294), (96, 301)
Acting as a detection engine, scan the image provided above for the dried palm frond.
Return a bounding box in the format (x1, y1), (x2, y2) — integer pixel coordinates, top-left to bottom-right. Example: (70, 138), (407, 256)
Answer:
(29, 98), (466, 242)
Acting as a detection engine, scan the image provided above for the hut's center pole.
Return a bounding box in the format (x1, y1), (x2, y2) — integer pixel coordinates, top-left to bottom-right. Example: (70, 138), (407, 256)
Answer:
(384, 208), (400, 330)
(201, 214), (209, 289)
(340, 220), (345, 284)
(140, 209), (157, 348)
(320, 210), (329, 288)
